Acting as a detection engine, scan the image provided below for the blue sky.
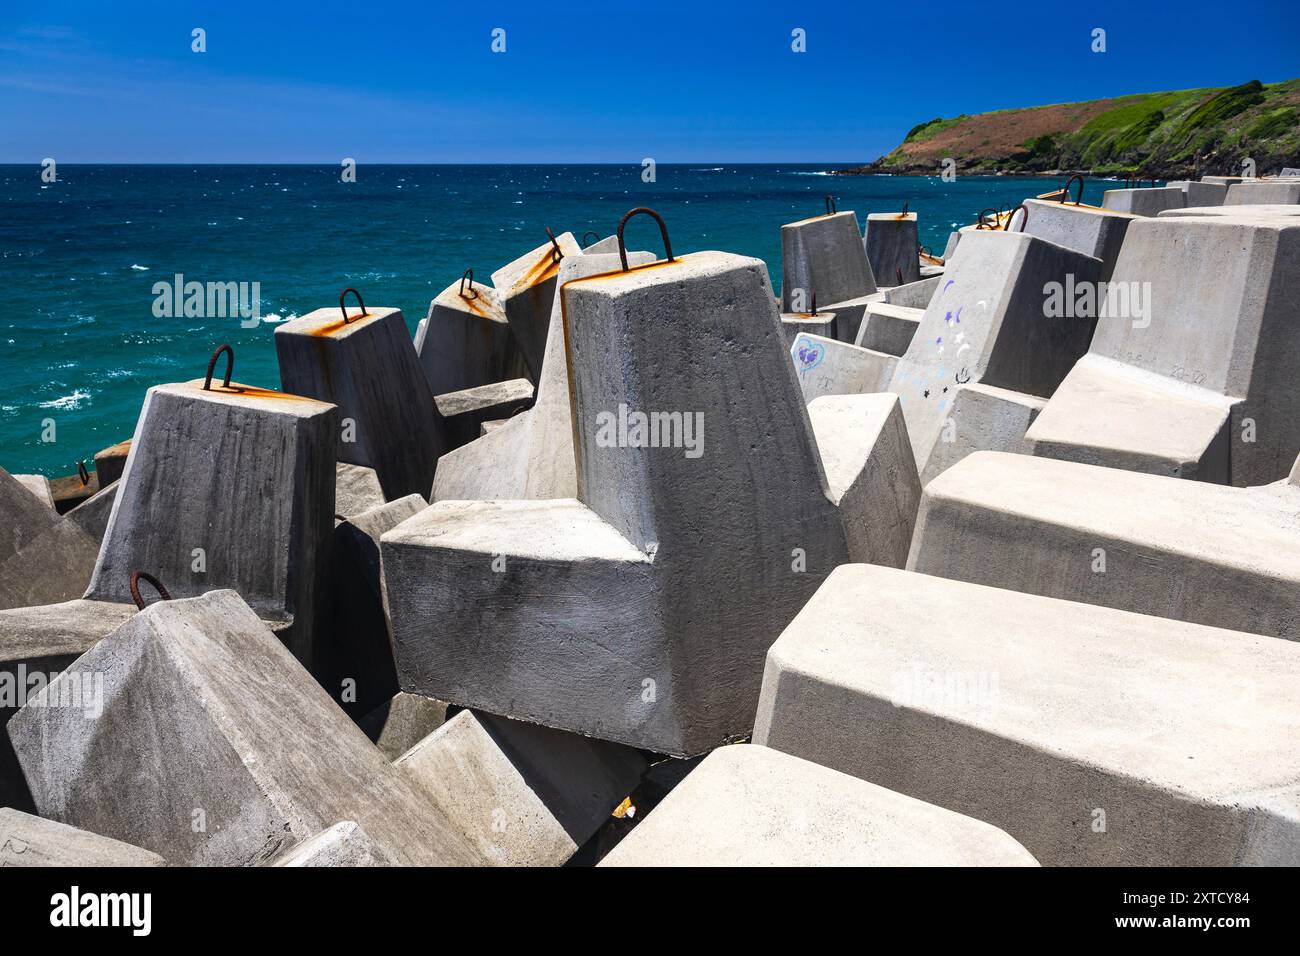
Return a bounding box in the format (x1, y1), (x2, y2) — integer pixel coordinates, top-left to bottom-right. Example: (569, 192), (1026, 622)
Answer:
(2, 0), (1297, 162)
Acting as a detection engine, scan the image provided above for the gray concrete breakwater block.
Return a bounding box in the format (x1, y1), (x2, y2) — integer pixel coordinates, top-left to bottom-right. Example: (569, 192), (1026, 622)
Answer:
(414, 275), (527, 395)
(0, 807), (167, 867)
(864, 211), (920, 287)
(491, 231), (583, 381)
(781, 210), (876, 312)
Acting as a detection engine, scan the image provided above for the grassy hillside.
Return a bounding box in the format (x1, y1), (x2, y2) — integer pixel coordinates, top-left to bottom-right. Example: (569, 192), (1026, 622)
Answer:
(846, 79), (1300, 177)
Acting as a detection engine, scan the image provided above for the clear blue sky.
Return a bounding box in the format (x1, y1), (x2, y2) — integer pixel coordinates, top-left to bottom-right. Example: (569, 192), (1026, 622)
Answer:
(2, 0), (1297, 163)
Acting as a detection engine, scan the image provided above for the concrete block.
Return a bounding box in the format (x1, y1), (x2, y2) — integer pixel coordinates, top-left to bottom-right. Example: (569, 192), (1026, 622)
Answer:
(791, 333), (896, 401)
(889, 230), (1102, 478)
(599, 745), (1037, 867)
(434, 378), (534, 449)
(1026, 215), (1300, 485)
(491, 231), (582, 381)
(85, 378), (337, 669)
(277, 303), (445, 500)
(819, 291), (883, 343)
(480, 419), (508, 436)
(1202, 175), (1245, 187)
(1022, 198), (1137, 280)
(387, 250), (851, 755)
(93, 439), (131, 487)
(883, 274), (941, 309)
(414, 275), (528, 395)
(806, 394), (920, 567)
(754, 564), (1300, 866)
(918, 384), (1045, 485)
(780, 210), (876, 311)
(358, 691), (449, 761)
(780, 311), (836, 349)
(942, 230), (961, 261)
(0, 514), (100, 610)
(909, 450), (1300, 639)
(13, 474), (54, 511)
(0, 598), (136, 813)
(64, 480), (118, 545)
(0, 808), (167, 867)
(335, 462), (385, 518)
(48, 469), (98, 514)
(864, 212), (920, 286)
(0, 466), (60, 566)
(270, 821), (394, 867)
(855, 302), (921, 356)
(1167, 179), (1228, 207)
(8, 590), (480, 866)
(1102, 185), (1187, 216)
(1160, 203), (1300, 220)
(1225, 180), (1300, 205)
(396, 709), (646, 866)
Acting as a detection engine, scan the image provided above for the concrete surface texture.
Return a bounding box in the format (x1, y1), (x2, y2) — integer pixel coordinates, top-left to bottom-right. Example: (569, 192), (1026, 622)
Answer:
(385, 251), (897, 756)
(358, 691), (449, 761)
(908, 450), (1300, 639)
(414, 275), (527, 395)
(0, 499), (102, 611)
(780, 311), (836, 349)
(855, 301), (922, 356)
(276, 304), (445, 501)
(1225, 180), (1300, 205)
(491, 231), (583, 381)
(883, 274), (942, 309)
(791, 332), (896, 401)
(396, 709), (645, 866)
(7, 590), (481, 866)
(599, 745), (1038, 867)
(863, 211), (921, 287)
(1159, 203), (1300, 220)
(269, 821), (394, 867)
(84, 379), (337, 670)
(888, 229), (1102, 478)
(334, 462), (385, 518)
(1025, 215), (1300, 485)
(432, 252), (654, 503)
(433, 377), (534, 449)
(753, 564), (1300, 866)
(1, 466), (60, 566)
(0, 807), (167, 867)
(1101, 185), (1187, 216)
(780, 210), (876, 311)
(917, 383), (1045, 485)
(1022, 198), (1136, 280)
(13, 474), (54, 510)
(1167, 180), (1228, 207)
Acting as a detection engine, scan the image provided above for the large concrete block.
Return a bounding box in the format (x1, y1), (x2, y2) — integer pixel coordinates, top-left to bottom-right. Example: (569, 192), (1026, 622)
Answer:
(85, 377), (337, 669)
(855, 302), (921, 356)
(92, 439), (131, 488)
(8, 590), (479, 866)
(909, 450), (1300, 639)
(414, 274), (527, 395)
(918, 383), (1045, 485)
(1026, 215), (1300, 485)
(491, 231), (582, 381)
(269, 821), (394, 867)
(791, 333), (896, 401)
(888, 230), (1102, 477)
(0, 808), (166, 867)
(387, 250), (854, 755)
(13, 474), (54, 511)
(883, 274), (941, 309)
(779, 311), (836, 349)
(358, 690), (449, 761)
(0, 466), (60, 566)
(599, 745), (1037, 867)
(780, 210), (876, 311)
(0, 512), (100, 610)
(0, 598), (135, 813)
(276, 302), (445, 500)
(334, 462), (385, 518)
(396, 709), (646, 865)
(863, 211), (920, 286)
(1159, 203), (1300, 220)
(434, 378), (534, 449)
(754, 564), (1300, 866)
(1167, 179), (1227, 207)
(1022, 198), (1136, 280)
(1102, 185), (1186, 216)
(63, 480), (118, 545)
(1225, 180), (1300, 205)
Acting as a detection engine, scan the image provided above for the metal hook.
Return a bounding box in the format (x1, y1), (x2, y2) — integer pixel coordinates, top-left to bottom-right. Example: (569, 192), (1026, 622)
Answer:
(77, 460), (90, 486)
(129, 570), (171, 610)
(339, 287), (367, 324)
(824, 194), (838, 215)
(616, 207), (675, 272)
(901, 200), (909, 216)
(809, 292), (818, 316)
(581, 231), (601, 248)
(203, 344), (234, 391)
(1003, 203), (1029, 233)
(458, 269), (478, 300)
(546, 227), (564, 265)
(1062, 175), (1084, 205)
(976, 207), (1000, 230)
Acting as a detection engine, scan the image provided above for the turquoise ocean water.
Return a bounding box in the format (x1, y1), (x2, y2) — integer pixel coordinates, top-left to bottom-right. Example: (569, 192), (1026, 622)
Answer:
(0, 164), (1112, 477)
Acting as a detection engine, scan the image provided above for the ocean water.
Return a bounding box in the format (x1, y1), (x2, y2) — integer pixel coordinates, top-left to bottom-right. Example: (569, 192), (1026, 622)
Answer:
(0, 164), (1111, 477)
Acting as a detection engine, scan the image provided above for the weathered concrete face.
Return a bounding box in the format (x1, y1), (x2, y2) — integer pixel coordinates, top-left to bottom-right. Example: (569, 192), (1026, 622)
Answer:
(414, 277), (527, 396)
(1159, 203), (1300, 220)
(863, 212), (920, 286)
(93, 439), (132, 487)
(1225, 180), (1300, 205)
(855, 302), (921, 356)
(780, 211), (876, 311)
(434, 378), (534, 449)
(918, 384), (1045, 485)
(276, 305), (445, 501)
(84, 380), (337, 669)
(888, 230), (1103, 477)
(0, 466), (60, 566)
(779, 311), (836, 349)
(432, 252), (654, 503)
(754, 564), (1300, 866)
(581, 235), (620, 255)
(1202, 175), (1245, 187)
(1102, 186), (1187, 216)
(334, 462), (385, 518)
(599, 745), (1038, 867)
(358, 691), (448, 761)
(8, 590), (481, 866)
(64, 480), (118, 545)
(0, 513), (100, 611)
(791, 333), (896, 401)
(806, 394), (920, 567)
(0, 598), (136, 813)
(1026, 216), (1300, 485)
(491, 231), (583, 381)
(270, 821), (394, 867)
(13, 474), (54, 510)
(883, 274), (941, 309)
(396, 709), (645, 866)
(1167, 179), (1227, 207)
(909, 450), (1300, 639)
(0, 808), (167, 867)
(1022, 198), (1136, 280)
